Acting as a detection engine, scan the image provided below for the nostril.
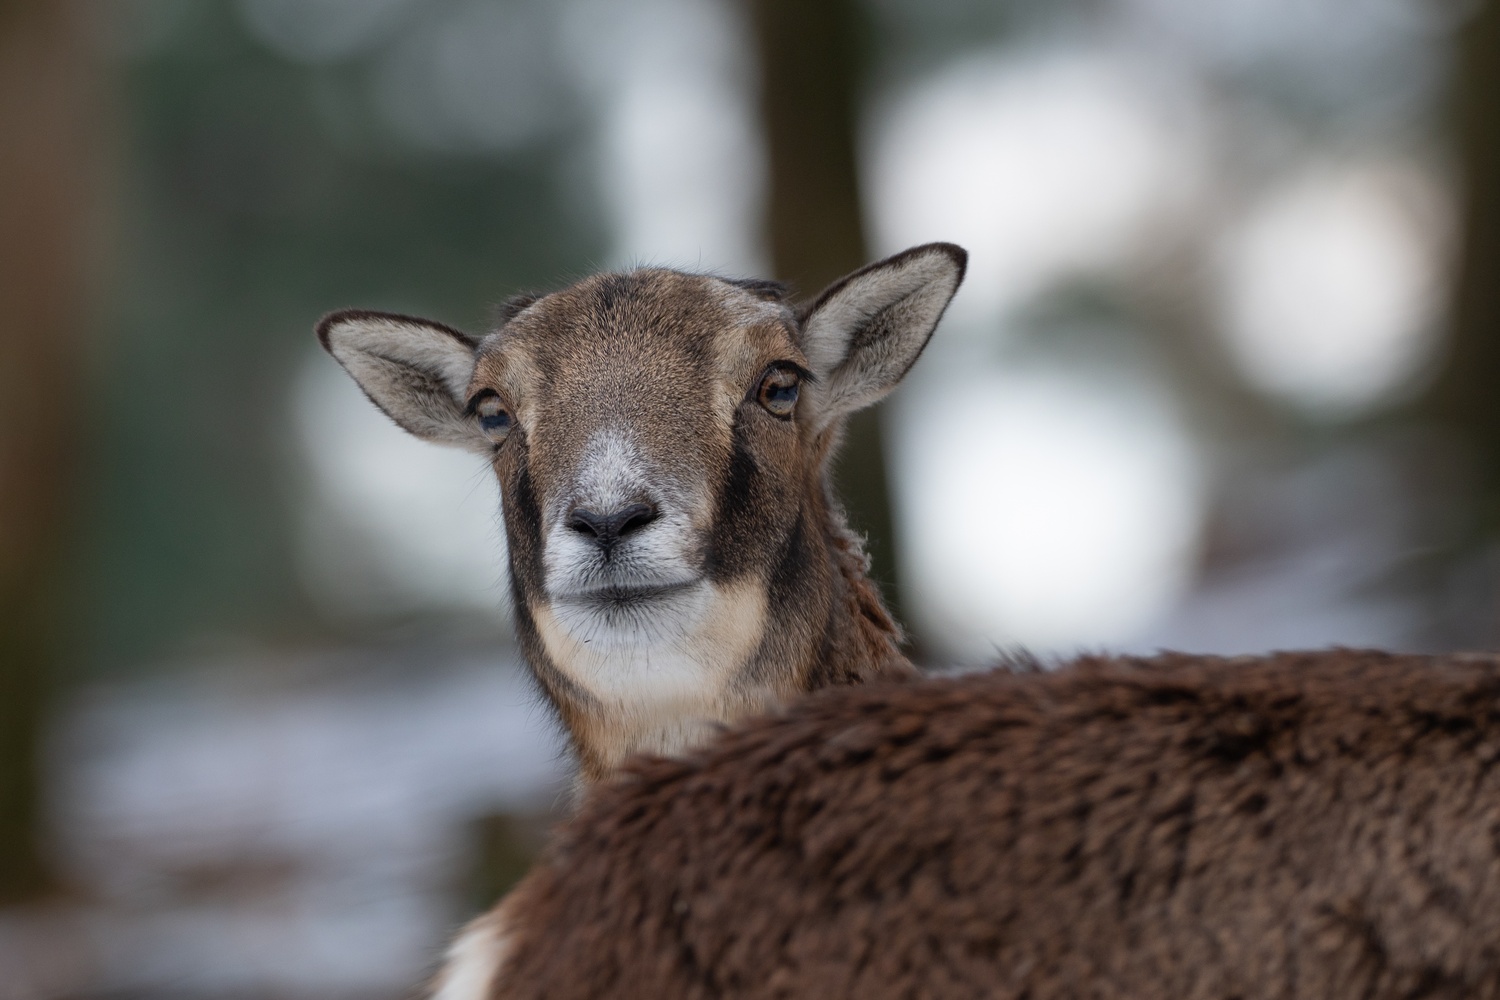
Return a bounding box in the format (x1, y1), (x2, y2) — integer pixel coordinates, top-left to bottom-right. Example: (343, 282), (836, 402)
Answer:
(615, 502), (658, 537)
(569, 508), (607, 538)
(567, 503), (659, 551)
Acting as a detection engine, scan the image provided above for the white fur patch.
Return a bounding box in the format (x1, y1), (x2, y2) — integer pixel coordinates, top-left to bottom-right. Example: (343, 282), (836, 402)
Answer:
(432, 907), (512, 1000)
(570, 426), (650, 517)
(534, 577), (768, 766)
(542, 427), (704, 599)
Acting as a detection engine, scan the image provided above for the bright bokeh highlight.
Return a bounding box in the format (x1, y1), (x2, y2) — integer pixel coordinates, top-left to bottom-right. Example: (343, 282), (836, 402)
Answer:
(892, 365), (1202, 658)
(866, 49), (1205, 324)
(1213, 161), (1448, 415)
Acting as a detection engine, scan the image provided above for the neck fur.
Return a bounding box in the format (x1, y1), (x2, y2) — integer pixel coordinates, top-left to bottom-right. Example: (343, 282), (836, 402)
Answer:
(810, 513), (915, 687)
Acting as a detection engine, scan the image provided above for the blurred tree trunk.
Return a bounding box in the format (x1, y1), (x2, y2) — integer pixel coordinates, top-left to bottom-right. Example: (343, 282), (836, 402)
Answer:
(748, 0), (914, 646)
(1431, 0), (1500, 493)
(0, 0), (97, 901)
(1422, 0), (1500, 642)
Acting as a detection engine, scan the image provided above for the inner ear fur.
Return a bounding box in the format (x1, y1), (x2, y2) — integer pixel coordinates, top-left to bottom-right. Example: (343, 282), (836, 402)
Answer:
(798, 243), (967, 431)
(317, 309), (490, 453)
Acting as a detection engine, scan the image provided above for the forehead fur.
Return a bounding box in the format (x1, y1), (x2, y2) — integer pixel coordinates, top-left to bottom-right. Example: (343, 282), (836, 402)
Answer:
(470, 269), (802, 402)
(467, 269), (806, 500)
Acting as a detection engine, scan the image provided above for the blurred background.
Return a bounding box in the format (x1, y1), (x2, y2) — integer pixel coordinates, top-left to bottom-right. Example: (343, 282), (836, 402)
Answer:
(2, 0), (1498, 994)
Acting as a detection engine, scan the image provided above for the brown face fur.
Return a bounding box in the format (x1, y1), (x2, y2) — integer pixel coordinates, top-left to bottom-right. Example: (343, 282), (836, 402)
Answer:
(317, 243), (966, 784)
(473, 271), (846, 778)
(476, 271), (810, 594)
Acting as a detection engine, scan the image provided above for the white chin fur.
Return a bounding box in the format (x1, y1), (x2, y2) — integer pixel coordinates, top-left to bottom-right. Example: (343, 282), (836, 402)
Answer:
(532, 577), (767, 738)
(532, 425), (767, 760)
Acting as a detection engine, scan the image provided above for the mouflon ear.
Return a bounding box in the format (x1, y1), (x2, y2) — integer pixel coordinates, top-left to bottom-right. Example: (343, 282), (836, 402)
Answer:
(316, 309), (490, 453)
(798, 242), (966, 431)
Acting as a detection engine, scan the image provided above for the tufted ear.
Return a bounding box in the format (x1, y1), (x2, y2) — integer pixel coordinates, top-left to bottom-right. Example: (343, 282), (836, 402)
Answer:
(798, 243), (966, 432)
(316, 309), (491, 454)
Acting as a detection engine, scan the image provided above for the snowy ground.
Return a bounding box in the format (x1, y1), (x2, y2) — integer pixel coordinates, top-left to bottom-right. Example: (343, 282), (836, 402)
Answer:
(0, 644), (567, 1000)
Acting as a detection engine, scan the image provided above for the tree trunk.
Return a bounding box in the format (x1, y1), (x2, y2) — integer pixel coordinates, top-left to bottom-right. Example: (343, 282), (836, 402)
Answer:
(747, 0), (912, 642)
(1417, 0), (1500, 644)
(0, 0), (97, 901)
(1431, 1), (1500, 496)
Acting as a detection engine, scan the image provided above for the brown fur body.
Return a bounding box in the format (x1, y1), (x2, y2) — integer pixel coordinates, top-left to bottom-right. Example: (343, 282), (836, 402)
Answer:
(480, 650), (1500, 999)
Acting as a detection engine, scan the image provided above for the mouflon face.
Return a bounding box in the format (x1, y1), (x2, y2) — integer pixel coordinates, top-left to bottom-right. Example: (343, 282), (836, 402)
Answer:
(318, 243), (966, 776)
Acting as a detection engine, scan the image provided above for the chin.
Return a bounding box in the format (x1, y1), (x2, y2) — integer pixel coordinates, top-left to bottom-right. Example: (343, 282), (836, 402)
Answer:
(548, 577), (713, 645)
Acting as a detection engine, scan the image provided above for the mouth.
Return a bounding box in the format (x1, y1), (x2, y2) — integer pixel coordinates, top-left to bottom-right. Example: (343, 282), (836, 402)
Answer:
(553, 579), (702, 609)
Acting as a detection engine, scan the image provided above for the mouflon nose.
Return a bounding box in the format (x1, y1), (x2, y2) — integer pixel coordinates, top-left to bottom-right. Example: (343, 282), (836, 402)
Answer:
(567, 502), (659, 555)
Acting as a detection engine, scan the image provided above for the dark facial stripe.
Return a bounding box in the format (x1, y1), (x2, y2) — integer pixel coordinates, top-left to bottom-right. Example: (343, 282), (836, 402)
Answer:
(504, 442), (547, 600)
(768, 510), (813, 606)
(706, 422), (760, 582)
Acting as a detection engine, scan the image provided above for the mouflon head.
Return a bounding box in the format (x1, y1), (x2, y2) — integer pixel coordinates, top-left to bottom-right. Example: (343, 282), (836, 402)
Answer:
(317, 243), (966, 780)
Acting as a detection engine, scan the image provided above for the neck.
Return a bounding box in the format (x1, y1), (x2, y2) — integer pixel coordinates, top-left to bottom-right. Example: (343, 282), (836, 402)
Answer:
(514, 488), (916, 785)
(805, 512), (916, 688)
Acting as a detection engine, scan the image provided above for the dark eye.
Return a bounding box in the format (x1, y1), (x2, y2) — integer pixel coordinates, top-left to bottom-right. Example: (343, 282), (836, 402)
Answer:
(756, 366), (800, 418)
(473, 395), (513, 442)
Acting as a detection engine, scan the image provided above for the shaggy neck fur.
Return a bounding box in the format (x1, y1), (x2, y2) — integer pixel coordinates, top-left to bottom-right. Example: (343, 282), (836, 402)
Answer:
(801, 449), (913, 688)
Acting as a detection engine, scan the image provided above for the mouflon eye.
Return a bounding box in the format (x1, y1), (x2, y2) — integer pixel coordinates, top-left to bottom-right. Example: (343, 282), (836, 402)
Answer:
(756, 366), (800, 418)
(472, 394), (513, 442)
